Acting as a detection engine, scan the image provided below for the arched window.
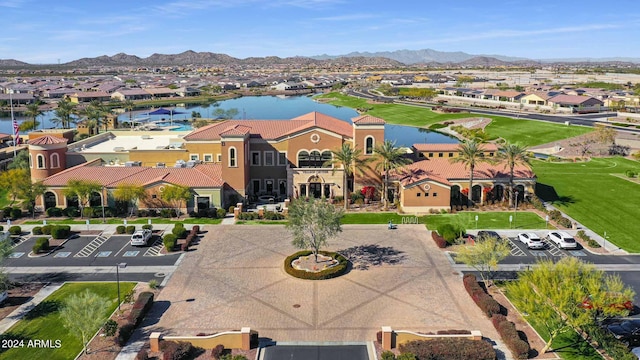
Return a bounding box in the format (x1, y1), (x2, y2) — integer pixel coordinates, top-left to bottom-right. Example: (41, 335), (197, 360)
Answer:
(321, 151), (332, 167)
(228, 147), (237, 167)
(365, 136), (375, 155)
(36, 154), (45, 169)
(50, 153), (60, 168)
(299, 150), (328, 168)
(297, 150), (309, 168)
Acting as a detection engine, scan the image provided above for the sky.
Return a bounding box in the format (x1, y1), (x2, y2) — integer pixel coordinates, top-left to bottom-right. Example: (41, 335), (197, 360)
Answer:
(1, 0), (639, 64)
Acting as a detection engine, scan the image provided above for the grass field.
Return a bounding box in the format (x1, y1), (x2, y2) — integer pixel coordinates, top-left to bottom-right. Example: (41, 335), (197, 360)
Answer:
(0, 282), (136, 360)
(532, 157), (640, 252)
(317, 92), (592, 146)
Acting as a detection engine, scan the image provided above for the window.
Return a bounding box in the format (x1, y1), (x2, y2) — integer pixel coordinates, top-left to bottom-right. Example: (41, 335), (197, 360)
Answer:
(251, 151), (260, 166)
(265, 179), (274, 193)
(416, 193), (421, 197)
(50, 153), (60, 168)
(36, 154), (45, 169)
(279, 180), (287, 195)
(264, 151), (274, 166)
(428, 152), (433, 157)
(300, 184), (307, 197)
(216, 154), (222, 162)
(365, 136), (374, 155)
(438, 153), (443, 158)
(448, 153), (454, 157)
(252, 180), (260, 194)
(278, 152), (287, 166)
(229, 147), (237, 167)
(433, 192), (438, 197)
(489, 152), (494, 157)
(151, 194), (157, 199)
(419, 152), (424, 158)
(203, 154), (213, 162)
(298, 150), (328, 168)
(190, 154), (199, 161)
(29, 154), (32, 168)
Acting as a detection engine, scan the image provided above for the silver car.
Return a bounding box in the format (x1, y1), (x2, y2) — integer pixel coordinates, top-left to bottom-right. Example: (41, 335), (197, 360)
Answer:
(547, 231), (578, 249)
(517, 232), (544, 249)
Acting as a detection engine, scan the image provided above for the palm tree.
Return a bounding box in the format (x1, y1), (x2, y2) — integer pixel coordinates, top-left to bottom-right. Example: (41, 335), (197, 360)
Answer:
(123, 99), (135, 126)
(374, 140), (413, 210)
(497, 142), (531, 207)
(53, 98), (77, 129)
(450, 139), (492, 206)
(324, 143), (371, 211)
(24, 102), (42, 130)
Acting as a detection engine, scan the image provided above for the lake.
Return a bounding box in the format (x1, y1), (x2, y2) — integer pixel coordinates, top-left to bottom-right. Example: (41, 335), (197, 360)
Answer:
(0, 95), (457, 147)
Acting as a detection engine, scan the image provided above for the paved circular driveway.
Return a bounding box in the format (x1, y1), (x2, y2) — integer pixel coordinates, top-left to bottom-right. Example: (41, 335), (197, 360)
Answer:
(154, 224), (500, 342)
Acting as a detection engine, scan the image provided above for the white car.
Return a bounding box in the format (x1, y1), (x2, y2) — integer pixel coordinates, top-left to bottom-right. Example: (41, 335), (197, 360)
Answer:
(547, 231), (578, 249)
(130, 229), (153, 246)
(517, 232), (544, 249)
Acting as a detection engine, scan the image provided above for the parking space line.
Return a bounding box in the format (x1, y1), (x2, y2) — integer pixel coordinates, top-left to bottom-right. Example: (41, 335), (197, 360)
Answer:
(544, 240), (567, 257)
(508, 238), (527, 256)
(144, 237), (164, 257)
(11, 236), (30, 249)
(74, 234), (109, 257)
(113, 239), (131, 257)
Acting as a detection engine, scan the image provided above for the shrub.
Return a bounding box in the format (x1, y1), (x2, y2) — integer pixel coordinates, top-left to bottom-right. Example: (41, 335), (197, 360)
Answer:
(530, 196), (546, 213)
(83, 207), (95, 218)
(264, 211), (285, 220)
(42, 224), (52, 235)
(103, 319), (118, 336)
(46, 207), (63, 217)
(115, 322), (135, 346)
(431, 231), (448, 248)
(381, 351), (396, 360)
(217, 208), (227, 218)
(625, 170), (636, 178)
(142, 224), (153, 230)
(50, 225), (71, 239)
(127, 291), (154, 327)
(148, 279), (159, 289)
(163, 234), (177, 251)
(116, 225), (126, 234)
(437, 223), (464, 244)
(396, 354), (416, 360)
(228, 205), (235, 214)
(64, 206), (80, 217)
(32, 226), (43, 235)
(126, 225), (136, 234)
(283, 250), (348, 280)
(32, 237), (50, 254)
(548, 209), (562, 221)
(463, 274), (501, 317)
(8, 226), (21, 236)
(10, 207), (22, 219)
(491, 314), (530, 359)
(160, 209), (176, 218)
(172, 226), (187, 239)
(160, 341), (193, 360)
(211, 344), (225, 359)
(556, 216), (572, 228)
(399, 338), (495, 360)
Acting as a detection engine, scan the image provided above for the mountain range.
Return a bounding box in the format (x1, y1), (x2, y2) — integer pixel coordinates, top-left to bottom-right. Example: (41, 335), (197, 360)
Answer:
(1, 48), (639, 67)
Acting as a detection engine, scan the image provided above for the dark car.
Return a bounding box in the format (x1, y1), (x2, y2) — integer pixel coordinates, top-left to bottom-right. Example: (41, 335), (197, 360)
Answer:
(606, 319), (640, 346)
(477, 231), (501, 241)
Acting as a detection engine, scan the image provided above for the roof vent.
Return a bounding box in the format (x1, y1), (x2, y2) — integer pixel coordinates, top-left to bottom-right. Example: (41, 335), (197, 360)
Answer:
(141, 135), (151, 139)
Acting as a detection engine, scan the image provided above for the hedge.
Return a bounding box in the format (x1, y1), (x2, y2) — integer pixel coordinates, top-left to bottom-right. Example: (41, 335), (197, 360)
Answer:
(50, 225), (71, 239)
(284, 250), (348, 280)
(32, 237), (50, 254)
(127, 291), (154, 327)
(142, 224), (153, 230)
(115, 322), (135, 346)
(8, 226), (21, 236)
(32, 226), (43, 235)
(163, 234), (177, 252)
(398, 338), (495, 360)
(46, 207), (63, 217)
(463, 274), (501, 317)
(116, 225), (126, 234)
(42, 224), (53, 235)
(126, 225), (136, 234)
(431, 231), (448, 248)
(491, 314), (530, 359)
(172, 226), (187, 239)
(159, 341), (194, 360)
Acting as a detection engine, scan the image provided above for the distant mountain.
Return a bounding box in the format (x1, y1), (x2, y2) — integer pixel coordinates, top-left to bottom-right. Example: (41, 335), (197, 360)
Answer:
(540, 57), (640, 63)
(312, 49), (528, 64)
(0, 59), (30, 67)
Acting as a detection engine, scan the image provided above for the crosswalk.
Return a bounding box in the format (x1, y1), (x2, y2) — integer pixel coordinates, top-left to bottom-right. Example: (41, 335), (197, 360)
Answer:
(74, 233), (110, 257)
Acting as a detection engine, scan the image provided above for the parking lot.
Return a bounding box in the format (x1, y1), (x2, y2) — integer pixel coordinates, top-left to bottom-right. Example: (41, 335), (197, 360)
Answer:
(3, 230), (180, 268)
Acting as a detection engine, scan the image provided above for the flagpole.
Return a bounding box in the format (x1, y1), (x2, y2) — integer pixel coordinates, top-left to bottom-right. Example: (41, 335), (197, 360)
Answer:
(10, 93), (16, 157)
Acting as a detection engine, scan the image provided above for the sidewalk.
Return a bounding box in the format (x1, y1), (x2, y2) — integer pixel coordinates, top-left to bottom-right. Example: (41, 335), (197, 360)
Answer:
(0, 282), (62, 334)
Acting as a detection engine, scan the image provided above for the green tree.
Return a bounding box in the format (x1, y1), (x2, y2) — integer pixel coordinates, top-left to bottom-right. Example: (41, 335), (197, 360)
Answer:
(0, 234), (13, 294)
(113, 183), (147, 217)
(506, 257), (634, 353)
(160, 184), (191, 218)
(18, 180), (46, 218)
(63, 179), (102, 218)
(286, 198), (344, 262)
(59, 289), (109, 355)
(456, 235), (510, 286)
(123, 99), (135, 126)
(52, 98), (78, 128)
(374, 140), (412, 210)
(455, 76), (474, 88)
(7, 149), (29, 170)
(449, 140), (492, 205)
(24, 102), (43, 130)
(593, 124), (617, 145)
(496, 142), (530, 207)
(0, 168), (30, 205)
(324, 143), (372, 210)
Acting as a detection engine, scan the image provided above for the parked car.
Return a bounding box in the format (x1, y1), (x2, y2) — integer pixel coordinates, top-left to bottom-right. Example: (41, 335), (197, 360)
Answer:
(477, 230), (501, 242)
(606, 319), (640, 346)
(130, 229), (153, 246)
(547, 231), (578, 249)
(518, 232), (545, 249)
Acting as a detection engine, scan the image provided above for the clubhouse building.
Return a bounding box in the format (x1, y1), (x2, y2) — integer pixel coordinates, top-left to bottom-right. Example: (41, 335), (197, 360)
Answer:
(28, 112), (536, 214)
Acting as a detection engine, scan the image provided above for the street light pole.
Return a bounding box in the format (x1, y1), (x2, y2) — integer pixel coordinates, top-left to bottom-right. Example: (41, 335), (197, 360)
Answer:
(514, 190), (519, 226)
(116, 263), (127, 311)
(101, 186), (106, 224)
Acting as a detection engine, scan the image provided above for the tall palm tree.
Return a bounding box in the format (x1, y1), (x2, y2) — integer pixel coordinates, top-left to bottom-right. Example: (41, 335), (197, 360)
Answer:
(450, 139), (492, 206)
(53, 98), (77, 129)
(24, 102), (43, 130)
(497, 142), (531, 207)
(82, 101), (104, 135)
(374, 140), (413, 210)
(123, 99), (135, 126)
(324, 143), (371, 211)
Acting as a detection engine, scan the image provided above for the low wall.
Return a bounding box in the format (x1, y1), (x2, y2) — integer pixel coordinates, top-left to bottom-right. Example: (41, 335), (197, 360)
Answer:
(150, 327), (255, 352)
(381, 326), (482, 350)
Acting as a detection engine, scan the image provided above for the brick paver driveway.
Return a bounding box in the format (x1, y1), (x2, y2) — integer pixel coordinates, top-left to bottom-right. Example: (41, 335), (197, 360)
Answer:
(154, 224), (500, 342)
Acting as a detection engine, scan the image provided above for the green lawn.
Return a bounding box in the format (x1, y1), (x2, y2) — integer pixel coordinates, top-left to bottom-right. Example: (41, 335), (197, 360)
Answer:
(340, 211), (548, 230)
(532, 157), (640, 252)
(0, 282), (136, 360)
(317, 93), (592, 147)
(23, 217), (222, 225)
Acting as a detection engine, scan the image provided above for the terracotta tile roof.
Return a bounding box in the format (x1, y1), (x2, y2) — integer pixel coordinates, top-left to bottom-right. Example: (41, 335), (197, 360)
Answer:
(43, 162), (223, 188)
(29, 135), (68, 145)
(548, 94), (601, 105)
(352, 115), (386, 125)
(494, 91), (524, 98)
(183, 111), (353, 141)
(392, 158), (535, 188)
(219, 124), (252, 137)
(0, 133), (12, 139)
(412, 143), (499, 152)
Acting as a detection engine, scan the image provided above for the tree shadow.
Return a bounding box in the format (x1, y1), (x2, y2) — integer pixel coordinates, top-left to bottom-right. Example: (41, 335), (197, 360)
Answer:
(23, 299), (60, 320)
(535, 183), (559, 202)
(336, 244), (406, 270)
